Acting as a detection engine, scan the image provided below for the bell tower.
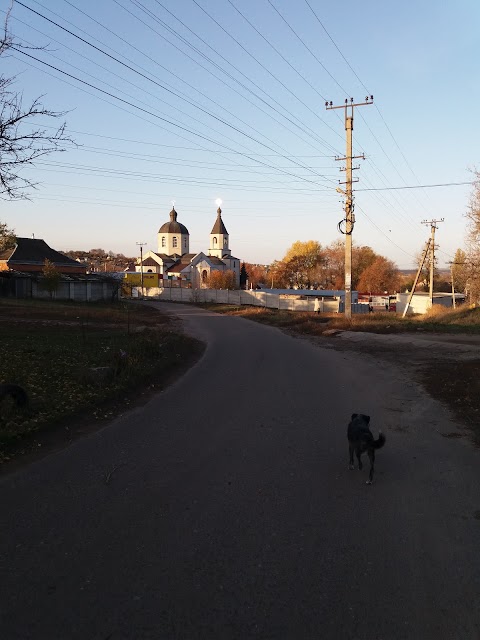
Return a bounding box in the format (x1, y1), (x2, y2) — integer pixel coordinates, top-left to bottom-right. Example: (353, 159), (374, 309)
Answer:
(209, 205), (230, 259)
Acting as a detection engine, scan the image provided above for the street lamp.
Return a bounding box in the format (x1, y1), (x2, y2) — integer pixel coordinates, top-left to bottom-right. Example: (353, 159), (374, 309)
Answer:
(136, 242), (146, 298)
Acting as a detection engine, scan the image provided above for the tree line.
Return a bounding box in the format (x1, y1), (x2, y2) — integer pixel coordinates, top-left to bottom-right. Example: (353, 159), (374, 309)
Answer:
(243, 240), (401, 293)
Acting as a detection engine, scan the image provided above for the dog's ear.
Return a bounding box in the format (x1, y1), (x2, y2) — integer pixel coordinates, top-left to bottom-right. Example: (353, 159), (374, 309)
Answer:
(351, 413), (358, 420)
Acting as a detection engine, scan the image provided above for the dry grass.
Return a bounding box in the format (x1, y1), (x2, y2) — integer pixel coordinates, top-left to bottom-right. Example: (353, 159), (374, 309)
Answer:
(199, 303), (480, 335)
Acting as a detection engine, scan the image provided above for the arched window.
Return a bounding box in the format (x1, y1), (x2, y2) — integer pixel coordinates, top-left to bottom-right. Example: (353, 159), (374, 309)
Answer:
(147, 269), (153, 273)
(202, 269), (208, 284)
(173, 237), (178, 248)
(213, 237), (217, 246)
(184, 237), (187, 248)
(161, 236), (166, 247)
(224, 237), (228, 247)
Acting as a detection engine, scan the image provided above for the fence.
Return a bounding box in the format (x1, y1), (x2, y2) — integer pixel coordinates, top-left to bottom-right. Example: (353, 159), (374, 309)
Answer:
(128, 286), (369, 313)
(0, 274), (119, 302)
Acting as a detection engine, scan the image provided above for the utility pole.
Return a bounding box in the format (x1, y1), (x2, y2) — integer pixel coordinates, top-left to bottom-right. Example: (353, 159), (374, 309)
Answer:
(448, 260), (469, 309)
(402, 239), (431, 318)
(422, 218), (444, 307)
(136, 242), (146, 298)
(326, 96), (373, 318)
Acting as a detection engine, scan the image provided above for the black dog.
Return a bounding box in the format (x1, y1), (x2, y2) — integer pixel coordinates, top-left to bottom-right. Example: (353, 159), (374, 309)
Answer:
(347, 413), (385, 484)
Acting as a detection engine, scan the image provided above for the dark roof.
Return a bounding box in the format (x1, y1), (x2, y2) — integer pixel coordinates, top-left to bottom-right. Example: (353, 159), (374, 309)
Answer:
(210, 207), (228, 235)
(223, 254), (240, 260)
(165, 254), (196, 273)
(142, 257), (160, 266)
(178, 253), (196, 264)
(207, 256), (226, 266)
(151, 252), (175, 263)
(158, 207), (189, 235)
(0, 238), (83, 268)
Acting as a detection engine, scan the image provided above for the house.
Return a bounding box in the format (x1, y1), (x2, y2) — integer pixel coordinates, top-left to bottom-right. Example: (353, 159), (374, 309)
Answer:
(0, 237), (87, 275)
(136, 205), (241, 287)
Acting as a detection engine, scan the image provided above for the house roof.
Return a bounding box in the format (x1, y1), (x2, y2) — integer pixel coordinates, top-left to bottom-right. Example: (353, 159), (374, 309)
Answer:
(0, 238), (84, 269)
(206, 256), (226, 266)
(165, 254), (198, 274)
(141, 257), (160, 266)
(210, 207), (228, 235)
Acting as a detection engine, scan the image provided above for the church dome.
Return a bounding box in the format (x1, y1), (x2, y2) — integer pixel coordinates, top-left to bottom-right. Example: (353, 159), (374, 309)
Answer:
(158, 207), (189, 234)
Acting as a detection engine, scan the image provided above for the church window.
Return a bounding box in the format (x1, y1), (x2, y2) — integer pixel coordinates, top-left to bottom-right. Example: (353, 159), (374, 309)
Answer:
(161, 236), (166, 247)
(213, 237), (217, 246)
(202, 269), (208, 284)
(173, 237), (178, 248)
(224, 237), (228, 247)
(184, 237), (187, 248)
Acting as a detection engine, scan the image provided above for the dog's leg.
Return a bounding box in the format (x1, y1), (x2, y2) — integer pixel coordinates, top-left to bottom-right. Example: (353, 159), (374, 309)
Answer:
(355, 447), (363, 470)
(366, 449), (375, 484)
(349, 443), (355, 469)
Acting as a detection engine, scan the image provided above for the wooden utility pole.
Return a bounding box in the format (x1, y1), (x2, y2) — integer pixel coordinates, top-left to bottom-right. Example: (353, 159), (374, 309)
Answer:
(136, 242), (147, 298)
(326, 96), (373, 318)
(422, 219), (444, 307)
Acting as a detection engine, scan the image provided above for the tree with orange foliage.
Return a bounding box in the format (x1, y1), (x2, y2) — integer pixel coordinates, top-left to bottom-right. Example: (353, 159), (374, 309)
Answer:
(207, 269), (237, 290)
(357, 256), (400, 293)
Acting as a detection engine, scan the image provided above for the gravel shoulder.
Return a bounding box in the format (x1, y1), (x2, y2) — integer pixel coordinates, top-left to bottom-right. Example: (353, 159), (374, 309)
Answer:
(319, 330), (480, 444)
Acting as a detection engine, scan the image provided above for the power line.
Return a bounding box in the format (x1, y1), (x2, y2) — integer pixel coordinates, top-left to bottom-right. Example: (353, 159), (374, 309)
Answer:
(12, 47), (337, 190)
(16, 0), (340, 187)
(16, 0), (328, 177)
(121, 0), (341, 154)
(12, 10), (301, 166)
(56, 1), (325, 164)
(30, 123), (336, 157)
(357, 181), (473, 191)
(302, 0), (435, 218)
(189, 0), (340, 139)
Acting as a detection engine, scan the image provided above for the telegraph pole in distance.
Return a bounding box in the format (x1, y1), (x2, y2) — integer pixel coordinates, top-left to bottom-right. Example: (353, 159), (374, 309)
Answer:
(326, 96), (373, 318)
(136, 242), (147, 298)
(421, 219), (444, 307)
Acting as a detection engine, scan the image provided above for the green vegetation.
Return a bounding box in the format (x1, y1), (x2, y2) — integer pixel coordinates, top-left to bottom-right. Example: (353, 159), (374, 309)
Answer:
(0, 299), (202, 462)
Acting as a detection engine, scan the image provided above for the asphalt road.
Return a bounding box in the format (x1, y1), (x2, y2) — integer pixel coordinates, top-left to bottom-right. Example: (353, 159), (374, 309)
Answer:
(1, 303), (479, 639)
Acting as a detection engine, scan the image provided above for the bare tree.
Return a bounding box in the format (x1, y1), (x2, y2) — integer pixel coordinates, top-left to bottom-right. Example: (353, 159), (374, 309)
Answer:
(0, 9), (71, 199)
(465, 170), (480, 302)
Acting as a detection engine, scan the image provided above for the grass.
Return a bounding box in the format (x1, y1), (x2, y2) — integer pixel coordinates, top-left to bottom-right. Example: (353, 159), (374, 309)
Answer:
(197, 303), (480, 335)
(0, 299), (203, 462)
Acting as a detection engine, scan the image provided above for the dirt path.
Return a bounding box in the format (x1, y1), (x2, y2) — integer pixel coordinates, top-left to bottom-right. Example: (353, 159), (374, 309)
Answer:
(320, 330), (480, 443)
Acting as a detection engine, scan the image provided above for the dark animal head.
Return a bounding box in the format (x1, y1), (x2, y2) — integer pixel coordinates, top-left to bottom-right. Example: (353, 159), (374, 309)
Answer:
(351, 413), (370, 423)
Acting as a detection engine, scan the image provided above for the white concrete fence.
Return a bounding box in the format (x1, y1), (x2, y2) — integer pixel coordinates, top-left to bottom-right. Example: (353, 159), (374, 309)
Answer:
(130, 287), (370, 314)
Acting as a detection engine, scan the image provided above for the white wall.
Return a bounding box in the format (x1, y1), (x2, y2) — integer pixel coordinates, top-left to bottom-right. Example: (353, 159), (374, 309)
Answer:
(134, 287), (346, 312)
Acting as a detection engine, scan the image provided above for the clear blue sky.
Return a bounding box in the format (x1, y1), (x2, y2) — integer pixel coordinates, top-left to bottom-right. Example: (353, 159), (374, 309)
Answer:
(2, 0), (479, 268)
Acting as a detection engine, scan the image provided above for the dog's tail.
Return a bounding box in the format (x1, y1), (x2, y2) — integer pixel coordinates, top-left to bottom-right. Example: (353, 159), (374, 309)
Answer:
(374, 432), (386, 449)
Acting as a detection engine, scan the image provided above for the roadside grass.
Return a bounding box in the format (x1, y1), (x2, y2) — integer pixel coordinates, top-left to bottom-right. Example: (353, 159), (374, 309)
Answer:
(0, 299), (202, 462)
(198, 303), (480, 335)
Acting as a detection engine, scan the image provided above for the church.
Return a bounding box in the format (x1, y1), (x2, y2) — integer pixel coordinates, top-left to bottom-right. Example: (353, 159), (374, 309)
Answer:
(136, 204), (241, 288)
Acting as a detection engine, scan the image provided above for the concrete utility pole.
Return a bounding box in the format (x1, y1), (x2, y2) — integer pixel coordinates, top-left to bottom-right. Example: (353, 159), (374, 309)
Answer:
(326, 96), (373, 318)
(402, 239), (431, 318)
(422, 218), (444, 307)
(136, 242), (147, 298)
